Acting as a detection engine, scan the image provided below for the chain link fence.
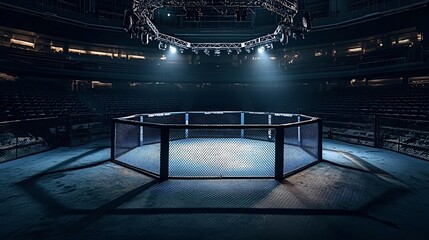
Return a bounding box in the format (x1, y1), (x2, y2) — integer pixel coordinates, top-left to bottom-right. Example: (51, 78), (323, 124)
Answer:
(66, 114), (115, 146)
(313, 113), (375, 146)
(283, 122), (319, 175)
(0, 113), (128, 164)
(310, 112), (429, 160)
(379, 117), (429, 160)
(0, 117), (59, 163)
(114, 121), (162, 177)
(169, 128), (276, 178)
(111, 111), (322, 180)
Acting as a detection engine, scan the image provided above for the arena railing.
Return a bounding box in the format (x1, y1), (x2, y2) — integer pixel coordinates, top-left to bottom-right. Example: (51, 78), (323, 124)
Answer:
(65, 113), (124, 147)
(313, 112), (429, 161)
(0, 113), (125, 163)
(378, 116), (429, 160)
(111, 111), (323, 181)
(0, 117), (60, 163)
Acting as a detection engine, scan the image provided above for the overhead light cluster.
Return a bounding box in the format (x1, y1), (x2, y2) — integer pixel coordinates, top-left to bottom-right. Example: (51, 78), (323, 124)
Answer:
(159, 45), (273, 56)
(125, 0), (311, 55)
(256, 43), (273, 53)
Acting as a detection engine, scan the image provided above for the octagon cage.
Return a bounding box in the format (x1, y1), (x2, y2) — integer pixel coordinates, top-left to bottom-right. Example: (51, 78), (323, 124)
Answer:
(111, 111), (322, 181)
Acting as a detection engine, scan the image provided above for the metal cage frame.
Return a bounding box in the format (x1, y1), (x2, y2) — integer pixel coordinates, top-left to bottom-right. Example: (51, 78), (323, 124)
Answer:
(111, 111), (322, 181)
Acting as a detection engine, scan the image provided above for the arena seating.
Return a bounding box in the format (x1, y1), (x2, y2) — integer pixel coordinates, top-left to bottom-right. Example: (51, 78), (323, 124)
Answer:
(248, 86), (317, 114)
(91, 89), (183, 114)
(189, 90), (248, 111)
(0, 83), (91, 121)
(2, 80), (429, 122)
(303, 85), (429, 119)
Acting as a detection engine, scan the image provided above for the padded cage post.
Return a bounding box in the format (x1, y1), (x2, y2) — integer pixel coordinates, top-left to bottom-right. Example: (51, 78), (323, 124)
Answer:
(185, 112), (189, 138)
(111, 119), (116, 160)
(140, 115), (144, 146)
(298, 115), (302, 147)
(240, 112), (245, 138)
(160, 126), (170, 180)
(374, 115), (380, 148)
(318, 118), (323, 161)
(275, 127), (285, 181)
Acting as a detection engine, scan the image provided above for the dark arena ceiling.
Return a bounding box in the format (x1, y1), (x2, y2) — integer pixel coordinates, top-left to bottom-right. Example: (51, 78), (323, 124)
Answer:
(2, 0), (427, 36)
(151, 6), (282, 42)
(0, 0), (427, 50)
(0, 0), (428, 82)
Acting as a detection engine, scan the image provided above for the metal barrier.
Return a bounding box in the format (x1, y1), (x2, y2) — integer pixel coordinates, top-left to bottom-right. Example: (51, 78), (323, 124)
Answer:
(379, 117), (429, 160)
(0, 113), (125, 163)
(314, 113), (375, 146)
(0, 117), (59, 163)
(313, 112), (429, 160)
(65, 113), (117, 147)
(111, 111), (322, 181)
(2, 111), (427, 165)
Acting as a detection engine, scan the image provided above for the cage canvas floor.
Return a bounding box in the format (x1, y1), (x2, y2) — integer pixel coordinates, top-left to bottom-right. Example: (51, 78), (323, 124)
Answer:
(0, 139), (429, 240)
(116, 138), (317, 177)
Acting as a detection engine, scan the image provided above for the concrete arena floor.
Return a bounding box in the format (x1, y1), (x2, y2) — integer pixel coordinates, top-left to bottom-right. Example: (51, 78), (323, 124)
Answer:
(0, 139), (428, 240)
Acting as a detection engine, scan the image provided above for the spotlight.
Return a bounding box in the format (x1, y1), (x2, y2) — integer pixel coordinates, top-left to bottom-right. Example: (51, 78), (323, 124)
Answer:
(236, 49), (242, 54)
(214, 50), (220, 56)
(258, 46), (265, 53)
(281, 33), (289, 45)
(204, 49), (210, 55)
(169, 45), (177, 54)
(227, 49), (232, 55)
(245, 48), (251, 53)
(180, 48), (185, 54)
(303, 11), (312, 31)
(123, 10), (133, 31)
(192, 49), (199, 54)
(266, 43), (273, 50)
(158, 42), (167, 51)
(141, 32), (149, 45)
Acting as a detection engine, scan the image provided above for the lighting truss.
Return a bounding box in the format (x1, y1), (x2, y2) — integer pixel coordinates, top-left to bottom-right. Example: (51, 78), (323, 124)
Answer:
(135, 0), (298, 17)
(126, 0), (311, 52)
